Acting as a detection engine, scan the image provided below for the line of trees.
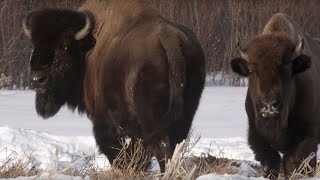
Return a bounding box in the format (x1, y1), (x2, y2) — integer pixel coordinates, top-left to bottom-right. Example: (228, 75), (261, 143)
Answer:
(1, 0), (320, 88)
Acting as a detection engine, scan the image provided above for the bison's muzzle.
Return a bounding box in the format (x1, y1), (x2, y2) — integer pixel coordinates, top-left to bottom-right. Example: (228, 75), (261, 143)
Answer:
(257, 99), (280, 118)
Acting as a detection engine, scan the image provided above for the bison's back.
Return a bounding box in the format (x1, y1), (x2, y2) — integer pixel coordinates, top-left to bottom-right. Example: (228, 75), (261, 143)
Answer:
(85, 13), (204, 138)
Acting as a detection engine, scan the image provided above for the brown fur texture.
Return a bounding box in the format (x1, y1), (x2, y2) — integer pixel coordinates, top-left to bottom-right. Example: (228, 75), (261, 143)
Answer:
(24, 0), (206, 172)
(231, 13), (320, 179)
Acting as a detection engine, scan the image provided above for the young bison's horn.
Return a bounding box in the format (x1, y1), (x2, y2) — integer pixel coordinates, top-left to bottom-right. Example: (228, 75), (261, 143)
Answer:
(22, 13), (33, 39)
(74, 12), (92, 40)
(236, 38), (249, 61)
(292, 35), (304, 59)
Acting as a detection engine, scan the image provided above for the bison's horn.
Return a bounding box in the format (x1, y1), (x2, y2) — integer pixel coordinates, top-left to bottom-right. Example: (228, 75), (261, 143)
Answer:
(236, 39), (249, 61)
(22, 13), (33, 39)
(74, 12), (92, 40)
(292, 35), (304, 59)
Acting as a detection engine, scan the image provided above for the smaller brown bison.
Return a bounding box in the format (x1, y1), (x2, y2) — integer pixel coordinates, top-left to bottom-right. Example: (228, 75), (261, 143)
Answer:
(231, 13), (320, 179)
(22, 0), (205, 171)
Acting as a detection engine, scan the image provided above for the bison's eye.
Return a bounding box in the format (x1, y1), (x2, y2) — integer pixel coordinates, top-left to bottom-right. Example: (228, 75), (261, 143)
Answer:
(58, 43), (70, 52)
(61, 45), (72, 54)
(248, 64), (255, 75)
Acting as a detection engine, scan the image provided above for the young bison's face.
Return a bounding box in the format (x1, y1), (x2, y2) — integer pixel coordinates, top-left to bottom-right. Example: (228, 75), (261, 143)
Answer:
(23, 9), (95, 118)
(231, 34), (311, 125)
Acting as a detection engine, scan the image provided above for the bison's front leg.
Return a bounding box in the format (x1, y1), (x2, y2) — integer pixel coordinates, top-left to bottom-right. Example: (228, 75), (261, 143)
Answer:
(92, 120), (122, 165)
(146, 134), (171, 173)
(283, 137), (317, 179)
(157, 136), (171, 172)
(248, 127), (281, 179)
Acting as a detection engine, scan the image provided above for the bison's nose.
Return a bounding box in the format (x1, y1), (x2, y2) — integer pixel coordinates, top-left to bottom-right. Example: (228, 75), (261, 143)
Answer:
(258, 99), (280, 118)
(30, 71), (48, 88)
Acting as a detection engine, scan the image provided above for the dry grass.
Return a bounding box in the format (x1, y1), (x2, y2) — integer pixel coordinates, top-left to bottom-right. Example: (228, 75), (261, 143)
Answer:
(194, 154), (242, 176)
(0, 158), (36, 178)
(289, 153), (317, 180)
(1, 138), (320, 180)
(91, 139), (150, 180)
(0, 150), (38, 178)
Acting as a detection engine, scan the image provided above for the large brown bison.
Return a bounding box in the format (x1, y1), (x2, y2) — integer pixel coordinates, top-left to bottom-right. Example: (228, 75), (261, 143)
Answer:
(231, 13), (320, 179)
(22, 0), (205, 171)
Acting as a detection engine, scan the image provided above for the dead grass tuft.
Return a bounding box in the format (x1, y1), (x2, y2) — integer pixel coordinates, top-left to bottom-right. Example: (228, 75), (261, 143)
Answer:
(0, 150), (38, 178)
(194, 154), (239, 176)
(91, 139), (150, 180)
(289, 153), (317, 180)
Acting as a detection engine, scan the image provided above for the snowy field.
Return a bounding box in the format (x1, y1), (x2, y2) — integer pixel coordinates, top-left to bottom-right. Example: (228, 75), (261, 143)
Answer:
(0, 86), (311, 179)
(0, 86), (248, 138)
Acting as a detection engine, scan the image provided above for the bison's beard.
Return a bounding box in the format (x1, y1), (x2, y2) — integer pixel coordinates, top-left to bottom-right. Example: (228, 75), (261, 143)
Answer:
(256, 105), (289, 130)
(255, 108), (289, 146)
(256, 116), (282, 131)
(35, 90), (65, 119)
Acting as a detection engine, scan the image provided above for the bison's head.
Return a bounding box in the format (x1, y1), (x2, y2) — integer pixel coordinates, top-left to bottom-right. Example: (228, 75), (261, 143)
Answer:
(231, 34), (311, 126)
(23, 9), (95, 118)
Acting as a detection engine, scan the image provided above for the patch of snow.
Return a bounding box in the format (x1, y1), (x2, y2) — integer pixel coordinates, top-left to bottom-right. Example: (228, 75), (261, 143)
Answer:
(0, 126), (109, 171)
(0, 87), (249, 138)
(0, 90), (91, 136)
(238, 162), (259, 177)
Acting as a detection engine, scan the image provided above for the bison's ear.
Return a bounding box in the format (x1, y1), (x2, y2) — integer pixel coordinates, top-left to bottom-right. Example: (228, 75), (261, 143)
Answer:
(292, 54), (311, 75)
(231, 58), (251, 77)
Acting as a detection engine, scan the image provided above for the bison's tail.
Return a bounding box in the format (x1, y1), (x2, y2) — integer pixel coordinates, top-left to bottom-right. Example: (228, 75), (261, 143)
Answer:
(159, 34), (186, 123)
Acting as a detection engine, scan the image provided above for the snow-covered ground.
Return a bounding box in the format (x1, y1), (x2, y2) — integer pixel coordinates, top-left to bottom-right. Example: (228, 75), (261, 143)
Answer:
(0, 87), (248, 138)
(0, 87), (276, 179)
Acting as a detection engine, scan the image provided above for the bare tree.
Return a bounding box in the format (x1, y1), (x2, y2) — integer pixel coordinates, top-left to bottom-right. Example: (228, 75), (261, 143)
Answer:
(1, 0), (320, 88)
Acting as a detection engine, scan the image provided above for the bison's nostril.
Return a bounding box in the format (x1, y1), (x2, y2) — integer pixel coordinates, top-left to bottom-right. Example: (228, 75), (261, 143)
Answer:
(270, 100), (280, 109)
(273, 102), (280, 109)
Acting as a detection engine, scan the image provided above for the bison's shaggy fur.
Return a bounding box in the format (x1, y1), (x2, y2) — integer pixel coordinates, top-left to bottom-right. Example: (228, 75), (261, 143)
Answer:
(231, 13), (320, 179)
(23, 0), (205, 172)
